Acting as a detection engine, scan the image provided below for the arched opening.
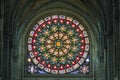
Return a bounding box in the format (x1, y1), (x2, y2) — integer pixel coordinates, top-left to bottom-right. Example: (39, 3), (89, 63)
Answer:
(12, 1), (102, 80)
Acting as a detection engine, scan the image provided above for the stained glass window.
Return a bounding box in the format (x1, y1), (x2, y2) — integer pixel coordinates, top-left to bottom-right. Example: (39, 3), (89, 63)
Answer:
(26, 15), (90, 75)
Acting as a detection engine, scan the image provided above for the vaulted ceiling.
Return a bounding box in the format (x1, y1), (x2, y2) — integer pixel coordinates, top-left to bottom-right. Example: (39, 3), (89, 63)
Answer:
(3, 0), (108, 33)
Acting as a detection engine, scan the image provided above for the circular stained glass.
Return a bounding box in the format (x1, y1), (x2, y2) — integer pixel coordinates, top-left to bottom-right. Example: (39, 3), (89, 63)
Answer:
(27, 15), (90, 74)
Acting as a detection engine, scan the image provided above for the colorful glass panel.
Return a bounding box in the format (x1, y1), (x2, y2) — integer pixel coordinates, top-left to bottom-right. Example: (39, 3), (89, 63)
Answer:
(26, 15), (90, 75)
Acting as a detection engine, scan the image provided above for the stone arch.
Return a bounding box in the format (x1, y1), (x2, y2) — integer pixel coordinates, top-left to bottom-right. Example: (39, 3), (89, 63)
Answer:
(11, 1), (105, 80)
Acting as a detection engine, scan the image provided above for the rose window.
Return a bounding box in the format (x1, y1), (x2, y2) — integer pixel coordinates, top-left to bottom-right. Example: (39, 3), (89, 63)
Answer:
(26, 15), (90, 75)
